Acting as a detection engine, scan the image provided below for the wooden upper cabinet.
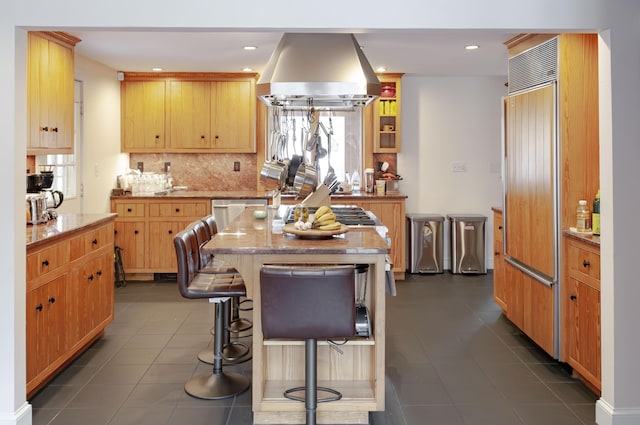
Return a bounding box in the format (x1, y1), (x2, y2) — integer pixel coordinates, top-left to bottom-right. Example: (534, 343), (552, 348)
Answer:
(27, 32), (79, 155)
(211, 80), (255, 152)
(121, 80), (166, 151)
(122, 73), (257, 153)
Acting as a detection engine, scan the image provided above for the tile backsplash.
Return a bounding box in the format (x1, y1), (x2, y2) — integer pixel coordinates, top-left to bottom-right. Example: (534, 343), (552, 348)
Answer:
(129, 153), (257, 191)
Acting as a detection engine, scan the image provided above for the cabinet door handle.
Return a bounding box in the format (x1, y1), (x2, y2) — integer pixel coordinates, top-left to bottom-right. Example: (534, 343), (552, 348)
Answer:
(42, 126), (49, 132)
(498, 225), (503, 230)
(570, 294), (577, 301)
(201, 135), (205, 139)
(42, 259), (49, 267)
(495, 251), (500, 256)
(88, 274), (94, 281)
(51, 127), (58, 133)
(215, 135), (219, 139)
(168, 230), (173, 234)
(48, 297), (56, 304)
(96, 270), (103, 276)
(582, 260), (591, 268)
(175, 208), (180, 213)
(36, 304), (43, 311)
(155, 135), (160, 139)
(114, 230), (118, 235)
(127, 208), (132, 212)
(134, 230), (139, 234)
(92, 238), (98, 245)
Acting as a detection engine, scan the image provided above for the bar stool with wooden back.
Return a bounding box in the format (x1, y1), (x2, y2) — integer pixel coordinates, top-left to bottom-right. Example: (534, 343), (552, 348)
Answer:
(173, 228), (251, 399)
(260, 265), (356, 425)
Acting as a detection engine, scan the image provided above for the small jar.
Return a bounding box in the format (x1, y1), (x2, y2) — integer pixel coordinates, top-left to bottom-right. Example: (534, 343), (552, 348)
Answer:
(293, 204), (309, 223)
(364, 168), (374, 193)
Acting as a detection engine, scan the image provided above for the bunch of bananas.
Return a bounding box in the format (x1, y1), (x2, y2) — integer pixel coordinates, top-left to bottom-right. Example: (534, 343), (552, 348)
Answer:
(312, 206), (342, 231)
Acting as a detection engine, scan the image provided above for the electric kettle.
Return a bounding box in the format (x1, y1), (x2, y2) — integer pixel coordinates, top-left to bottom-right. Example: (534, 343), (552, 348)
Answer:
(43, 190), (64, 209)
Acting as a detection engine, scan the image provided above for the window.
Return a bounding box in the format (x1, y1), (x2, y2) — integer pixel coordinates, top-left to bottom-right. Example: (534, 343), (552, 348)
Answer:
(266, 108), (363, 188)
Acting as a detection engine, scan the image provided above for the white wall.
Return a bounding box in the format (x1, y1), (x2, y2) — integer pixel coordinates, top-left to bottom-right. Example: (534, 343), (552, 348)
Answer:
(74, 55), (127, 214)
(400, 76), (505, 269)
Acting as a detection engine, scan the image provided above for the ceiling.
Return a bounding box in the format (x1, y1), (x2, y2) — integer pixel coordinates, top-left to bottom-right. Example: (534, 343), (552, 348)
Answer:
(68, 30), (517, 78)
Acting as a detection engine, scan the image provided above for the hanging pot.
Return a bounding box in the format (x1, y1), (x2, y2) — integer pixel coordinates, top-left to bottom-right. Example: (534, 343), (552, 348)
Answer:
(260, 160), (288, 191)
(293, 163), (318, 197)
(286, 154), (303, 187)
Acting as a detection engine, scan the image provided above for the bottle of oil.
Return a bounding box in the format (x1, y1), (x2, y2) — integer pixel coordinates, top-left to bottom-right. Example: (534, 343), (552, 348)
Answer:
(576, 199), (591, 232)
(592, 190), (601, 236)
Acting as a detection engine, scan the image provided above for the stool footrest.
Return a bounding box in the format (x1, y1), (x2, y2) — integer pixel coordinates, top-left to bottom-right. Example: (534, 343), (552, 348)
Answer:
(284, 386), (342, 403)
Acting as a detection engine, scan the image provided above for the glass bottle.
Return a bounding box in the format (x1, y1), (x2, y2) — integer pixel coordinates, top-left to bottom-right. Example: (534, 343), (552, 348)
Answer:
(592, 190), (601, 236)
(576, 199), (591, 232)
(351, 170), (361, 192)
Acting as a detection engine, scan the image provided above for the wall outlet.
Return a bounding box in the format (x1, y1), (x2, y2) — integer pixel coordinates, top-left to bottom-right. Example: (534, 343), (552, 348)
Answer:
(137, 162), (144, 172)
(451, 161), (466, 173)
(234, 161), (240, 172)
(164, 162), (171, 172)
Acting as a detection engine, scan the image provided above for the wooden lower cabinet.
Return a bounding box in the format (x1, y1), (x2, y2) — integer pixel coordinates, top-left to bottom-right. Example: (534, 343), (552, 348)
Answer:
(111, 197), (211, 276)
(352, 199), (406, 280)
(26, 218), (115, 397)
(562, 234), (601, 392)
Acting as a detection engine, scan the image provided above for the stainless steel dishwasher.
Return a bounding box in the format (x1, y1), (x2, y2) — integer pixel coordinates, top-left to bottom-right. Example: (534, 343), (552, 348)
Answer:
(211, 198), (268, 231)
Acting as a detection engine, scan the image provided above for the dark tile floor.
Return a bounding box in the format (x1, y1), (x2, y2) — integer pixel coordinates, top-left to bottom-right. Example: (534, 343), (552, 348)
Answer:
(30, 272), (598, 425)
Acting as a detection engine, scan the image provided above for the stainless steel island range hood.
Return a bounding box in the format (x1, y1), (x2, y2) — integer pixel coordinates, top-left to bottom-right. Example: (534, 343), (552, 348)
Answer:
(256, 33), (381, 109)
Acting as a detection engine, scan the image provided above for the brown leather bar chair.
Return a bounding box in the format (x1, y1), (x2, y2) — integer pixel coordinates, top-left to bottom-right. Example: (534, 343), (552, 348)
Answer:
(189, 219), (251, 365)
(200, 215), (254, 334)
(173, 228), (250, 399)
(260, 265), (356, 425)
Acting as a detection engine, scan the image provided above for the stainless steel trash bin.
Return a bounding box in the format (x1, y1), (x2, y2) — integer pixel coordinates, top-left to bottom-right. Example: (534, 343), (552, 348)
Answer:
(447, 214), (487, 274)
(406, 213), (444, 273)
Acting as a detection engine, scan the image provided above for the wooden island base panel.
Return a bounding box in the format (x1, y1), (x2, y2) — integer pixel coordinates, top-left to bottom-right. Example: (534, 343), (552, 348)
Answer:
(203, 206), (390, 424)
(26, 213), (117, 398)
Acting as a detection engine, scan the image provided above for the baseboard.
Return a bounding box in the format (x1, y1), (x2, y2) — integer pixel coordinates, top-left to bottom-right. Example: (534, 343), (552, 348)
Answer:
(596, 398), (640, 425)
(0, 402), (31, 425)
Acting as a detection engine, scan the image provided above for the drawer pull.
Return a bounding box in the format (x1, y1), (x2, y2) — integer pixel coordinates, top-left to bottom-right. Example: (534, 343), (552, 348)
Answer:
(127, 208), (132, 212)
(582, 260), (591, 268)
(168, 230), (173, 234)
(52, 127), (58, 133)
(92, 238), (98, 245)
(42, 259), (49, 267)
(96, 270), (103, 276)
(570, 294), (577, 301)
(36, 304), (43, 311)
(134, 230), (139, 235)
(495, 251), (500, 256)
(155, 135), (160, 139)
(48, 297), (56, 304)
(175, 208), (180, 213)
(498, 225), (503, 230)
(42, 126), (49, 132)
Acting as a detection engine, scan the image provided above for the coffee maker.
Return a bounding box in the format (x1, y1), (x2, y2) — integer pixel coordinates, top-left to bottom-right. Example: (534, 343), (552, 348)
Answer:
(26, 166), (64, 221)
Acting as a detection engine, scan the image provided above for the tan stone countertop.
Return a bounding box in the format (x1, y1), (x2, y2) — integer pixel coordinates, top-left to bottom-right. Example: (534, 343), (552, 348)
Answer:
(563, 229), (601, 247)
(110, 190), (276, 200)
(111, 190), (407, 201)
(203, 206), (390, 256)
(27, 213), (117, 250)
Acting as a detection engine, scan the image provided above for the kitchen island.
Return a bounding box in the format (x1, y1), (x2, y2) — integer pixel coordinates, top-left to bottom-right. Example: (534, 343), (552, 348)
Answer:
(202, 206), (389, 424)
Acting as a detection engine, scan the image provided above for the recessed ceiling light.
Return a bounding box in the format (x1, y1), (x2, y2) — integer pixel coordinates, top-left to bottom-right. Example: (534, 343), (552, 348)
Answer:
(243, 45), (257, 51)
(152, 67), (163, 71)
(465, 45), (480, 50)
(376, 67), (387, 73)
(242, 67), (253, 72)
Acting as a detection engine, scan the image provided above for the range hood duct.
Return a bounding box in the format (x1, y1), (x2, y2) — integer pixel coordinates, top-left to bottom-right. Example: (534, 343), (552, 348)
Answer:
(256, 33), (381, 110)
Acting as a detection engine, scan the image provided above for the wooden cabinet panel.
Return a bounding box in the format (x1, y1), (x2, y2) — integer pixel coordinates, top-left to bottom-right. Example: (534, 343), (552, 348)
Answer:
(26, 274), (68, 383)
(114, 202), (146, 218)
(212, 81), (255, 152)
(492, 210), (507, 311)
(354, 199), (405, 279)
(147, 221), (191, 270)
(167, 80), (211, 149)
(113, 220), (146, 271)
(372, 74), (402, 153)
(26, 241), (70, 282)
(121, 80), (166, 151)
(27, 32), (77, 154)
